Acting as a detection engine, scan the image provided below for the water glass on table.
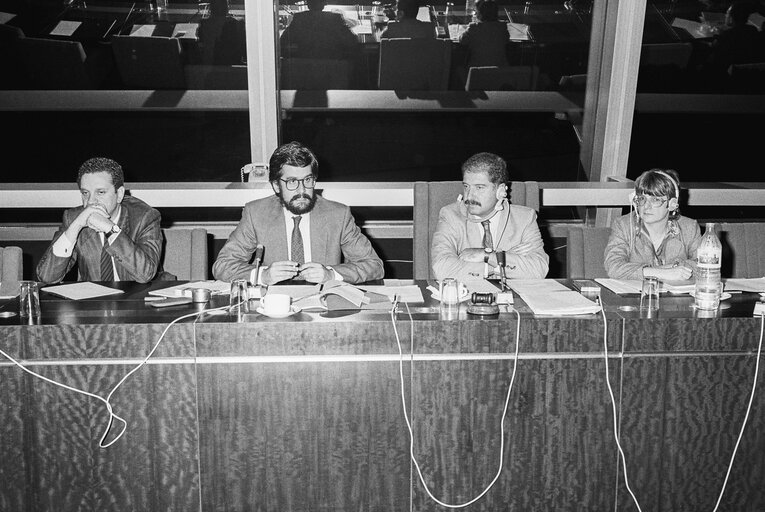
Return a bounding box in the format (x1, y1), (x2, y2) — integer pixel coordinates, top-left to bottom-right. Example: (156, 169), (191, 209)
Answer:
(640, 277), (660, 312)
(230, 279), (249, 315)
(19, 281), (40, 318)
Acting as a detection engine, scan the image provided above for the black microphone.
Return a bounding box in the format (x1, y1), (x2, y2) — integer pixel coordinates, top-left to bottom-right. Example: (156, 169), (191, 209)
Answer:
(496, 251), (508, 291)
(251, 244), (264, 284)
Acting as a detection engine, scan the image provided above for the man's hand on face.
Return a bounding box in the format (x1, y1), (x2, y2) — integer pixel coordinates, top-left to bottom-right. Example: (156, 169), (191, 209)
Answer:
(459, 247), (489, 262)
(86, 210), (114, 233)
(262, 261), (300, 285)
(298, 262), (332, 284)
(72, 204), (110, 232)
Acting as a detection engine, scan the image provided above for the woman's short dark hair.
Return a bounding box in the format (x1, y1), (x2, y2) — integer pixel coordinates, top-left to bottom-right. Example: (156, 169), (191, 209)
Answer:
(268, 141), (319, 182)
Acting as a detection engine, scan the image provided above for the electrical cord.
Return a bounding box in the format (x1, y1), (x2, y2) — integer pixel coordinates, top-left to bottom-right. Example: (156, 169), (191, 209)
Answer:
(389, 296), (521, 508)
(0, 301), (235, 448)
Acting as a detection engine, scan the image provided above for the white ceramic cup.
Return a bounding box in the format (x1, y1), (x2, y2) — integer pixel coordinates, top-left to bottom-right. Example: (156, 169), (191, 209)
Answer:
(262, 294), (291, 315)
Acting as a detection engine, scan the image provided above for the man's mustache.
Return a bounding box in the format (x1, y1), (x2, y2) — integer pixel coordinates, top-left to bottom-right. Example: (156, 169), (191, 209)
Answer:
(464, 200), (481, 207)
(290, 194), (312, 202)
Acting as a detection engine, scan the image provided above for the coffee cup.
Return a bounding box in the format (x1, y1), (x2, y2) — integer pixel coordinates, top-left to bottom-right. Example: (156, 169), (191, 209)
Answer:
(262, 294), (291, 315)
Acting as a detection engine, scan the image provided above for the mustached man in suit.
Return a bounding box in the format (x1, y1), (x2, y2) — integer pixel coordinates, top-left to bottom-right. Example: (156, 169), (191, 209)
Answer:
(36, 157), (162, 284)
(213, 142), (384, 285)
(431, 152), (548, 282)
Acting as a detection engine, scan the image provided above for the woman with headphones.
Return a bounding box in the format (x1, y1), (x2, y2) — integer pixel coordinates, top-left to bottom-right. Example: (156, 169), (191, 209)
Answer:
(604, 169), (702, 280)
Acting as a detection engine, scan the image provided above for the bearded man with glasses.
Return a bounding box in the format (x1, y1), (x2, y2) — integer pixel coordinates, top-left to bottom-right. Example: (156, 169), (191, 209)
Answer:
(604, 168), (701, 281)
(213, 141), (384, 285)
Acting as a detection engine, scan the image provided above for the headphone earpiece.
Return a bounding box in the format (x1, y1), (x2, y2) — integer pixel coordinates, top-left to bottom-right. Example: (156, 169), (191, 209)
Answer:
(496, 184), (507, 201)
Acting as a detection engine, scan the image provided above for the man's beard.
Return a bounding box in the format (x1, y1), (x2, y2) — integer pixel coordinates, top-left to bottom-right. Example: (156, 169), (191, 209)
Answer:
(279, 192), (317, 215)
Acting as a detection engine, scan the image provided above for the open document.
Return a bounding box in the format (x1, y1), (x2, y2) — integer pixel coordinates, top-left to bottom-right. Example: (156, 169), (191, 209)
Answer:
(510, 279), (601, 316)
(42, 282), (124, 300)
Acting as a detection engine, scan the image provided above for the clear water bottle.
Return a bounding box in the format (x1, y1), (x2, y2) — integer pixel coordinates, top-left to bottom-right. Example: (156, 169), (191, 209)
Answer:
(695, 222), (722, 310)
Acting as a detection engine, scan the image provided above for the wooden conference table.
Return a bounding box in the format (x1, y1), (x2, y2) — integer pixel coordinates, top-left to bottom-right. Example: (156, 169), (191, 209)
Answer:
(0, 280), (763, 511)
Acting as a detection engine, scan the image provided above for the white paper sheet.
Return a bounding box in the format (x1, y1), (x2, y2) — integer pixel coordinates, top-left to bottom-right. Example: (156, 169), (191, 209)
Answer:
(50, 20), (81, 37)
(416, 6), (430, 22)
(507, 22), (531, 41)
(671, 18), (708, 38)
(595, 278), (643, 294)
(351, 19), (372, 35)
(509, 279), (571, 295)
(520, 290), (601, 316)
(0, 11), (16, 24)
(172, 23), (198, 39)
(42, 282), (124, 300)
(448, 23), (468, 41)
(723, 278), (765, 293)
(130, 24), (156, 37)
(361, 285), (424, 303)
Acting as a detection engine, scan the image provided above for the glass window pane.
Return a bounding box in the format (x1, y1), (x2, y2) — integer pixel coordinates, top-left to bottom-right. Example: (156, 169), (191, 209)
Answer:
(2, 0), (248, 91)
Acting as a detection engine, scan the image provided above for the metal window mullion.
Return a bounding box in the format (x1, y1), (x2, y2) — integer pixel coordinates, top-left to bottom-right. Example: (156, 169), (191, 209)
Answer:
(244, 0), (280, 169)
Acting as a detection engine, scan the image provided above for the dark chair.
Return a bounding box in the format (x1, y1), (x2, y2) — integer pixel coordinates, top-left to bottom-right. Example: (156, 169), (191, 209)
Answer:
(465, 65), (539, 91)
(280, 58), (351, 89)
(161, 228), (208, 280)
(412, 180), (540, 280)
(17, 36), (110, 89)
(111, 35), (186, 89)
(378, 38), (451, 90)
(717, 223), (765, 278)
(0, 24), (24, 89)
(727, 62), (765, 93)
(565, 226), (611, 279)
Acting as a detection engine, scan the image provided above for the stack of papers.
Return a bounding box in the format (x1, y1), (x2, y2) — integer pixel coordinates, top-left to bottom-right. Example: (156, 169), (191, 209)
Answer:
(42, 282), (123, 300)
(172, 23), (198, 39)
(448, 24), (468, 41)
(723, 278), (765, 293)
(596, 278), (697, 295)
(510, 279), (601, 316)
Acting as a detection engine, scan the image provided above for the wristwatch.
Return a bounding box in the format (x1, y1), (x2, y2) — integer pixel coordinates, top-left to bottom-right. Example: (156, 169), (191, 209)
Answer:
(483, 246), (493, 263)
(110, 224), (122, 236)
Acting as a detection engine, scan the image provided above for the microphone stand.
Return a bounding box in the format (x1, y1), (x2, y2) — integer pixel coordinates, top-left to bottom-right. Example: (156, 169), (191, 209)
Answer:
(496, 251), (508, 292)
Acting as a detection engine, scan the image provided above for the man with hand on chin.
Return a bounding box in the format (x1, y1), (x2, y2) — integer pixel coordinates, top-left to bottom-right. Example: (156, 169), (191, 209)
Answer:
(431, 152), (549, 282)
(36, 157), (163, 284)
(213, 141), (383, 285)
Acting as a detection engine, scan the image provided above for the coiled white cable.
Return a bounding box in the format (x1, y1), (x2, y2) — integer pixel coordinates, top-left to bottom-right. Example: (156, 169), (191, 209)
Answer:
(390, 297), (521, 508)
(0, 301), (234, 447)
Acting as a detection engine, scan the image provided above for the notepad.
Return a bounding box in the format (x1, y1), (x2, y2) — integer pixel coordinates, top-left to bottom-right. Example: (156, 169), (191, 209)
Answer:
(520, 290), (602, 316)
(42, 282), (124, 300)
(723, 278), (765, 293)
(595, 278), (642, 294)
(50, 20), (81, 37)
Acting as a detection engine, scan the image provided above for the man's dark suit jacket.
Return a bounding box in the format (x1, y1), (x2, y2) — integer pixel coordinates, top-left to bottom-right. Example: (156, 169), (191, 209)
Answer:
(36, 196), (162, 284)
(279, 10), (358, 59)
(212, 195), (384, 284)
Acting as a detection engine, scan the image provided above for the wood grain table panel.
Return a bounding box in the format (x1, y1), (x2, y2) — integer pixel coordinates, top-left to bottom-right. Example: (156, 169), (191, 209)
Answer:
(13, 362), (199, 512)
(410, 357), (619, 511)
(197, 361), (411, 512)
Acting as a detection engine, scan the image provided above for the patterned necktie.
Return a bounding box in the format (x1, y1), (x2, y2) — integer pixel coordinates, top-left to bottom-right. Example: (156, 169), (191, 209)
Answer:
(481, 220), (494, 251)
(291, 216), (304, 265)
(101, 232), (114, 281)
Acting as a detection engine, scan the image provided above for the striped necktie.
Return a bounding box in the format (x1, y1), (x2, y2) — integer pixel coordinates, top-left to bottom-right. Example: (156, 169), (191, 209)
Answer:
(101, 233), (114, 281)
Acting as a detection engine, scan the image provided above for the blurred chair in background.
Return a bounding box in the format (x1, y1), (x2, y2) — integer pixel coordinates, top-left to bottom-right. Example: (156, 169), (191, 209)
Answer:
(161, 228), (208, 280)
(565, 226), (611, 279)
(1, 246), (23, 282)
(112, 35), (186, 89)
(17, 36), (112, 89)
(717, 222), (765, 278)
(465, 65), (539, 90)
(378, 37), (451, 90)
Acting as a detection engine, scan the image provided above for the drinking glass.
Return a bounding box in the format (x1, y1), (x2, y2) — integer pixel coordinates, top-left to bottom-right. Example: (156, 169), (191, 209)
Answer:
(640, 277), (660, 311)
(19, 281), (41, 318)
(230, 279), (249, 315)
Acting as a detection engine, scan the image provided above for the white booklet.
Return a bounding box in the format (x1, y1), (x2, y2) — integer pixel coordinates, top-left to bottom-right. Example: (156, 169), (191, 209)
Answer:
(42, 282), (124, 300)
